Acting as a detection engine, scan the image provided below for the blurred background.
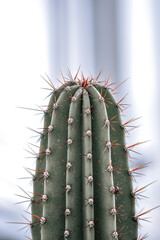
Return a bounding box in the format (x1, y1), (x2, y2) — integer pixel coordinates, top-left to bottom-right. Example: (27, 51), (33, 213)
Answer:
(0, 0), (159, 239)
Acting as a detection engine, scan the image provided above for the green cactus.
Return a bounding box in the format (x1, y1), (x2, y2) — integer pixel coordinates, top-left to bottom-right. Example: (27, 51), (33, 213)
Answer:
(28, 72), (139, 240)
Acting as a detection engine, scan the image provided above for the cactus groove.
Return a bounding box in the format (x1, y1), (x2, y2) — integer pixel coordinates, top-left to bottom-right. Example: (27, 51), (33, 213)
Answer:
(30, 74), (138, 240)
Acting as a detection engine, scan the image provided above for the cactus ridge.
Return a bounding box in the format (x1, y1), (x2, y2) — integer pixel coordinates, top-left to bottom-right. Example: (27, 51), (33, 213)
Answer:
(15, 72), (159, 240)
(32, 81), (77, 239)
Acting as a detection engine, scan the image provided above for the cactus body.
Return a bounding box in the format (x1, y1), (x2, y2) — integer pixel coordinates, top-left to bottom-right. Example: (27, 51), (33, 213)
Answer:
(31, 76), (138, 240)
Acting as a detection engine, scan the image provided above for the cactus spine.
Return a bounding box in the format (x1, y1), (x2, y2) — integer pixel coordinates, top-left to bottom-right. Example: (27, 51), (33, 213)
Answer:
(30, 73), (138, 239)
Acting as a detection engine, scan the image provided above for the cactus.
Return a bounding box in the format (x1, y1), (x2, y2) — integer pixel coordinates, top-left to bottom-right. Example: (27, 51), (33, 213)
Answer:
(29, 71), (138, 240)
(16, 71), (159, 240)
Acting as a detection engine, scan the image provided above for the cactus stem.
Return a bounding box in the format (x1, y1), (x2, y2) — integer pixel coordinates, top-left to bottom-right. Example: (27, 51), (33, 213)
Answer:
(20, 74), (146, 239)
